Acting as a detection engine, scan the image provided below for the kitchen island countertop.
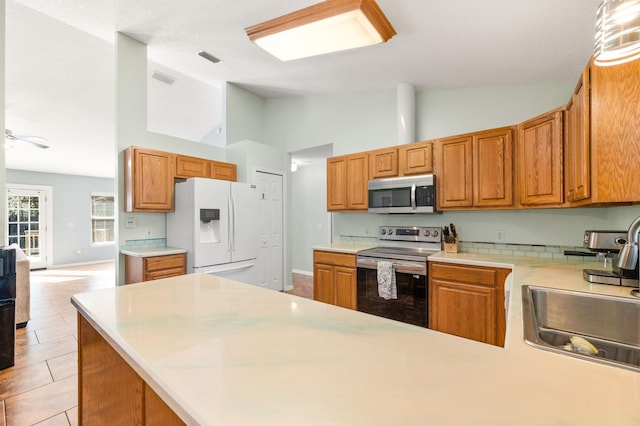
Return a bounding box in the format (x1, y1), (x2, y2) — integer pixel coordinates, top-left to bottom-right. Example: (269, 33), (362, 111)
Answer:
(72, 254), (640, 425)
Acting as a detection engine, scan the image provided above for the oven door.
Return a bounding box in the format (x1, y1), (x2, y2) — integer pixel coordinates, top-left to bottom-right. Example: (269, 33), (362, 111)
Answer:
(356, 257), (427, 328)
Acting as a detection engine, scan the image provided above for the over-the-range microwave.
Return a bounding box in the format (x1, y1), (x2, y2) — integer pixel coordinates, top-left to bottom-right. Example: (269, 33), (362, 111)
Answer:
(368, 174), (437, 214)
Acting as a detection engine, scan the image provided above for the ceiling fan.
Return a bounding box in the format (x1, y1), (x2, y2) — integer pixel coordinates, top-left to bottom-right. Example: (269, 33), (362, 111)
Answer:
(4, 129), (50, 149)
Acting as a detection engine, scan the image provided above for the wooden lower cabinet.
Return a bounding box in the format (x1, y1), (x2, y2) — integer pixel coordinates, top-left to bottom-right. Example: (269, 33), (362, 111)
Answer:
(125, 253), (186, 284)
(313, 250), (357, 310)
(428, 262), (511, 347)
(78, 314), (185, 425)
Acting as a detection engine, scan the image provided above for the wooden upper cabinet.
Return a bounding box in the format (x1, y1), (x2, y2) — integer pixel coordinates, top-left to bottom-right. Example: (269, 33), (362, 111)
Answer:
(369, 147), (398, 179)
(124, 147), (174, 212)
(399, 140), (434, 176)
(326, 153), (369, 212)
(565, 67), (591, 204)
(473, 127), (514, 208)
(175, 154), (209, 178)
(434, 135), (473, 208)
(590, 57), (640, 203)
(517, 109), (564, 207)
(327, 156), (348, 210)
(210, 160), (237, 181)
(346, 153), (369, 210)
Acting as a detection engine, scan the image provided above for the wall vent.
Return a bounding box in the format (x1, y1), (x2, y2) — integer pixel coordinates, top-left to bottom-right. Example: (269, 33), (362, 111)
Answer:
(151, 70), (176, 85)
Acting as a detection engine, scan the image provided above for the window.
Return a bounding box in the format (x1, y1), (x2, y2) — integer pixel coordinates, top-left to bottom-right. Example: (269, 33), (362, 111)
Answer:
(91, 193), (115, 245)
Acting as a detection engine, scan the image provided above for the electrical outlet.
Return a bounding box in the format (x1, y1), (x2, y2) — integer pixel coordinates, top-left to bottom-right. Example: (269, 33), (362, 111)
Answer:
(125, 217), (136, 229)
(496, 230), (505, 243)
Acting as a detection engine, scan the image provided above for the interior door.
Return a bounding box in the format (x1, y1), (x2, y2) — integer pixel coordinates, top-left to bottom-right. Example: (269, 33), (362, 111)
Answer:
(6, 186), (49, 269)
(255, 171), (283, 291)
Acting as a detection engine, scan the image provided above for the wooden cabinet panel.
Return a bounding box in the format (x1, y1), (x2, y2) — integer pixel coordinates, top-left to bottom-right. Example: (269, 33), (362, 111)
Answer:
(565, 68), (591, 203)
(434, 135), (473, 208)
(327, 156), (348, 210)
(334, 267), (357, 310)
(347, 153), (369, 210)
(124, 253), (186, 284)
(473, 128), (514, 207)
(369, 147), (398, 179)
(79, 314), (185, 425)
(430, 280), (496, 345)
(399, 140), (433, 176)
(590, 57), (640, 203)
(313, 263), (336, 305)
(210, 160), (237, 181)
(517, 109), (564, 207)
(79, 314), (145, 424)
(124, 147), (174, 212)
(313, 250), (357, 310)
(326, 153), (369, 212)
(428, 262), (510, 347)
(175, 154), (209, 178)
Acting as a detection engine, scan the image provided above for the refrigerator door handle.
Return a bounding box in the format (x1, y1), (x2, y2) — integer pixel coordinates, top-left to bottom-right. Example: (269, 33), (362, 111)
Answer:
(230, 194), (236, 253)
(227, 195), (233, 252)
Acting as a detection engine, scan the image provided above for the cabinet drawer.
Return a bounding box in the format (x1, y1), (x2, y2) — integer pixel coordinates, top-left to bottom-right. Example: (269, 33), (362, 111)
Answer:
(144, 254), (186, 272)
(313, 251), (356, 268)
(430, 262), (498, 286)
(145, 268), (186, 281)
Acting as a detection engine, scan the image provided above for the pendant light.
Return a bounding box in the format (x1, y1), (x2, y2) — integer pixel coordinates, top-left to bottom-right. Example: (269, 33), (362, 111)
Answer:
(594, 0), (640, 66)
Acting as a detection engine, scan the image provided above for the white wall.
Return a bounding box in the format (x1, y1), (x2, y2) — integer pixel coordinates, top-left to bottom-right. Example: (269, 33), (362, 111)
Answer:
(226, 83), (265, 145)
(115, 33), (228, 284)
(6, 169), (115, 265)
(290, 162), (330, 273)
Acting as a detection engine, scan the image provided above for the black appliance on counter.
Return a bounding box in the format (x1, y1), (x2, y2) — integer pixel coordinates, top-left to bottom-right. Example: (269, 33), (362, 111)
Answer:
(356, 226), (441, 328)
(0, 247), (17, 370)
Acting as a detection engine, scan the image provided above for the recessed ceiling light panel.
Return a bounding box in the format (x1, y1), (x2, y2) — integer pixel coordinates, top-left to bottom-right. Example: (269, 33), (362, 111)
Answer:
(245, 0), (396, 61)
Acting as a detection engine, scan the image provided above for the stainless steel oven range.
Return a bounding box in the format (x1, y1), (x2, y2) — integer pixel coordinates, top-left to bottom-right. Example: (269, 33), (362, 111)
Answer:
(356, 226), (442, 328)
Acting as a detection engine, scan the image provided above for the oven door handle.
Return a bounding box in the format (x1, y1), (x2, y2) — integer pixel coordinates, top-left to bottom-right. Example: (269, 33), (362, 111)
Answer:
(356, 258), (426, 275)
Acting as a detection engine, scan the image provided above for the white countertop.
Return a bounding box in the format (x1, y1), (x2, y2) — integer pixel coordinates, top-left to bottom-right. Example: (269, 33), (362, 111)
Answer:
(72, 254), (640, 425)
(312, 243), (376, 254)
(120, 246), (187, 257)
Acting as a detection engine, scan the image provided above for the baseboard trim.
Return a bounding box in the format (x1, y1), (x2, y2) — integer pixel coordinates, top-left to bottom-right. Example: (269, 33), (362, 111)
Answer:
(292, 269), (312, 276)
(46, 259), (115, 270)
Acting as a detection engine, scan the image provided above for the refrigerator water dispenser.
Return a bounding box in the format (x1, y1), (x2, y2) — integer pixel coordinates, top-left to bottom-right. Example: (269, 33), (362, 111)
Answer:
(199, 209), (220, 244)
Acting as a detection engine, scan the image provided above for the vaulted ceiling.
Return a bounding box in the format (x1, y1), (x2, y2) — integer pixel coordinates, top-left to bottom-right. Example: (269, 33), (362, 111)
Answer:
(5, 0), (600, 178)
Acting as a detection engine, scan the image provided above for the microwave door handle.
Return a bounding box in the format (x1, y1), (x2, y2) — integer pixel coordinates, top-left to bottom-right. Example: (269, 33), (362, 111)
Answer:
(411, 184), (416, 210)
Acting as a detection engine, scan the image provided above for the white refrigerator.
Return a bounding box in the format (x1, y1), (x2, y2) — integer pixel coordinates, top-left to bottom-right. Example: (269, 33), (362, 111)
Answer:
(167, 178), (259, 285)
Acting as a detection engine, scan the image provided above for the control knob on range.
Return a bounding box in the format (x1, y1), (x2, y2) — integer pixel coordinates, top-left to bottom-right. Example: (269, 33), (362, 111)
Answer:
(380, 229), (387, 235)
(388, 229), (394, 235)
(424, 230), (431, 237)
(433, 230), (439, 237)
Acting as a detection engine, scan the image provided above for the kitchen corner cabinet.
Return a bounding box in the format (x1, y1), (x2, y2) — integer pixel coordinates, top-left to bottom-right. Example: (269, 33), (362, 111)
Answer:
(369, 147), (398, 179)
(124, 147), (175, 212)
(124, 253), (186, 284)
(565, 67), (590, 204)
(327, 153), (369, 212)
(517, 108), (564, 207)
(78, 315), (185, 425)
(435, 127), (514, 210)
(313, 250), (357, 310)
(398, 140), (433, 176)
(429, 262), (511, 347)
(590, 57), (640, 203)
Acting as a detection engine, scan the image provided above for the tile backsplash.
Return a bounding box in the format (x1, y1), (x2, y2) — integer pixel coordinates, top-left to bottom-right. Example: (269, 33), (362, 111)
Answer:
(122, 238), (167, 250)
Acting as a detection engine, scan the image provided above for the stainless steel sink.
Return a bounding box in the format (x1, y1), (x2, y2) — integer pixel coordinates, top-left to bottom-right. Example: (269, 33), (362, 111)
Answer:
(522, 285), (640, 372)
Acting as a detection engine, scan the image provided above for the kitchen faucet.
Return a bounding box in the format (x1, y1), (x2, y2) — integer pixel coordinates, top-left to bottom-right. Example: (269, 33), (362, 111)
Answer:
(616, 215), (640, 297)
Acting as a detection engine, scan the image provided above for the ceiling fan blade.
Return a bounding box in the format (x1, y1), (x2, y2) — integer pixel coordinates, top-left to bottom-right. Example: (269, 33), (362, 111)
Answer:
(5, 130), (50, 149)
(13, 135), (50, 149)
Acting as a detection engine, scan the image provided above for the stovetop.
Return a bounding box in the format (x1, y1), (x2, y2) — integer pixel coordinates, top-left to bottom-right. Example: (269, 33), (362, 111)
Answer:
(357, 246), (438, 262)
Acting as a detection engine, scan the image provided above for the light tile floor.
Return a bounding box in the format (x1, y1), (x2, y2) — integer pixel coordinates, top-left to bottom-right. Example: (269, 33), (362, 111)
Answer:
(0, 262), (115, 426)
(0, 264), (313, 425)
